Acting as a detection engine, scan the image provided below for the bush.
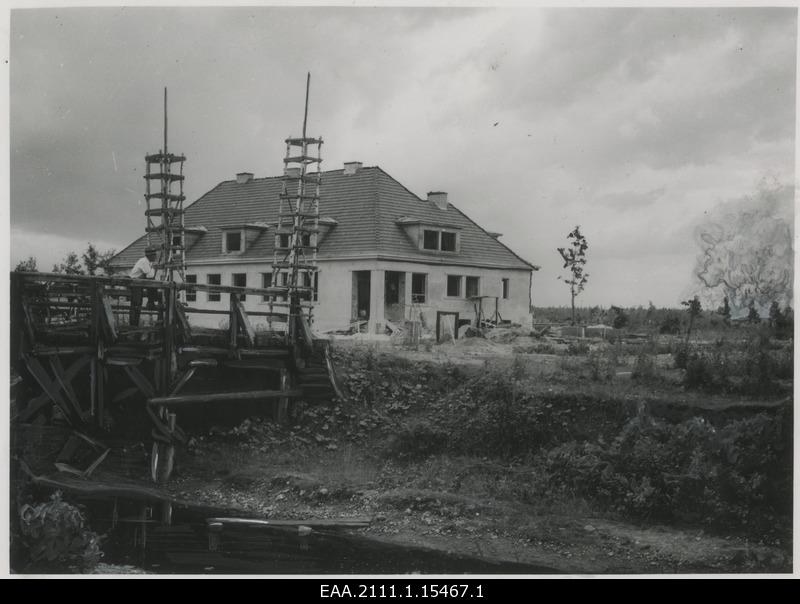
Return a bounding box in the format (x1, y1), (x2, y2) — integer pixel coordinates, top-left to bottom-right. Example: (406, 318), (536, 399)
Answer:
(566, 340), (590, 356)
(631, 351), (657, 382)
(541, 410), (792, 536)
(384, 420), (448, 460)
(18, 492), (103, 572)
(586, 348), (616, 382)
(659, 314), (682, 335)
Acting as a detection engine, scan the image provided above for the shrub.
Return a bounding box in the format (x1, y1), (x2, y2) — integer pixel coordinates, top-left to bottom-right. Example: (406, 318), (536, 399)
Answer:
(586, 348), (616, 382)
(540, 410), (792, 536)
(632, 351), (657, 382)
(659, 314), (682, 335)
(384, 420), (449, 460)
(18, 491), (103, 572)
(566, 340), (590, 356)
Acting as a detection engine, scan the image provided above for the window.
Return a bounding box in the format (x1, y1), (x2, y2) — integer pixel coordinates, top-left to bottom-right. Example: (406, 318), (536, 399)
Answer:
(411, 273), (427, 303)
(301, 233), (311, 247)
(185, 274), (197, 302)
(423, 228), (457, 252)
(446, 275), (462, 297)
(502, 278), (510, 300)
(441, 231), (457, 252)
(465, 276), (480, 298)
(232, 273), (247, 301)
(261, 272), (272, 302)
(303, 271), (319, 302)
(207, 274), (221, 302)
(172, 234), (183, 248)
(423, 230), (439, 250)
(224, 231), (242, 253)
(278, 234), (290, 249)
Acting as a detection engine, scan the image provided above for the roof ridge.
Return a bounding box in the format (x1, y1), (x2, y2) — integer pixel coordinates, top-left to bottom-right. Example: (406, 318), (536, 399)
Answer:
(215, 165), (380, 185)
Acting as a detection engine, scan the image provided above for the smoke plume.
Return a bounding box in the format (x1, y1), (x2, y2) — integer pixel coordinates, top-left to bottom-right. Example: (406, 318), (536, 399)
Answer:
(691, 181), (794, 317)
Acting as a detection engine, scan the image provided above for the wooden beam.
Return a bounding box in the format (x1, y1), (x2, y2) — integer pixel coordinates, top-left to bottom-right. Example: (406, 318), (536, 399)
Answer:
(233, 298), (256, 348)
(147, 388), (302, 406)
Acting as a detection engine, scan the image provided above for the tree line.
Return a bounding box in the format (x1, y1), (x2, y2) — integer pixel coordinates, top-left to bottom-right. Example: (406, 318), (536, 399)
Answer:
(14, 243), (117, 276)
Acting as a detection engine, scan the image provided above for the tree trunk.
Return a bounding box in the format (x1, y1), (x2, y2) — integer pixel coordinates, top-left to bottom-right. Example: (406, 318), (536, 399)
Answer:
(570, 286), (576, 326)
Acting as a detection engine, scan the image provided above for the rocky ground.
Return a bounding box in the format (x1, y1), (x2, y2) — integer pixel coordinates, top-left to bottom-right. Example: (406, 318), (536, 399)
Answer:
(159, 423), (790, 575)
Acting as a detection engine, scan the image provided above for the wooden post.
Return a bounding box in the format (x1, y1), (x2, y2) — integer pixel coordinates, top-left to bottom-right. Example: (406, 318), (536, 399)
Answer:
(161, 501), (173, 526)
(229, 293), (239, 351)
(276, 368), (289, 424)
(89, 357), (96, 418)
(208, 521), (223, 552)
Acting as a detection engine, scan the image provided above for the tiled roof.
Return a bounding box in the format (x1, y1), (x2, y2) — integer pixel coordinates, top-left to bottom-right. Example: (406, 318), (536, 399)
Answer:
(110, 167), (535, 271)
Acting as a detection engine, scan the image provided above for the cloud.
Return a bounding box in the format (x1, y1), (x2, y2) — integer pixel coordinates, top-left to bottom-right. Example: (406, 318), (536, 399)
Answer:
(9, 7), (796, 307)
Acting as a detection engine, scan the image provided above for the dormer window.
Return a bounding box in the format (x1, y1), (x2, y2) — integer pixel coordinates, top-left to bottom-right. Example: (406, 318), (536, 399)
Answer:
(220, 223), (269, 255)
(422, 228), (459, 252)
(223, 230), (243, 254)
(423, 230), (439, 250)
(441, 231), (457, 252)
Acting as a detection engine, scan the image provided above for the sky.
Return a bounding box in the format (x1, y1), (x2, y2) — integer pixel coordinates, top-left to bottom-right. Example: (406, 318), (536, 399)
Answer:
(8, 5), (797, 307)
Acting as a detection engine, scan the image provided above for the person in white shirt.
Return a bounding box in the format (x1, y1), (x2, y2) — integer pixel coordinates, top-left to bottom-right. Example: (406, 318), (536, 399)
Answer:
(129, 245), (159, 326)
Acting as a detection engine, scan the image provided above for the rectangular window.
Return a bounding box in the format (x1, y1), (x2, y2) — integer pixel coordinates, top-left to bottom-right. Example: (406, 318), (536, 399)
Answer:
(172, 234), (183, 248)
(261, 272), (272, 302)
(185, 274), (197, 302)
(303, 271), (319, 302)
(278, 234), (290, 248)
(423, 230), (439, 250)
(301, 233), (311, 247)
(502, 278), (510, 300)
(207, 274), (221, 302)
(465, 276), (480, 298)
(232, 273), (247, 301)
(446, 275), (462, 297)
(411, 273), (427, 303)
(440, 231), (457, 252)
(225, 231), (242, 253)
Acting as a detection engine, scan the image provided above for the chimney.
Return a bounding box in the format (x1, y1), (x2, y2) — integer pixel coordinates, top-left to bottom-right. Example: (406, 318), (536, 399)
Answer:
(284, 167), (302, 178)
(343, 161), (363, 176)
(427, 191), (448, 211)
(236, 172), (253, 184)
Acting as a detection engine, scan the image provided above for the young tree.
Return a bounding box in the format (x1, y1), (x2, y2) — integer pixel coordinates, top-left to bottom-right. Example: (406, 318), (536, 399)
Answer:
(52, 252), (84, 275)
(14, 256), (38, 272)
(681, 296), (702, 345)
(557, 226), (589, 325)
(610, 305), (629, 329)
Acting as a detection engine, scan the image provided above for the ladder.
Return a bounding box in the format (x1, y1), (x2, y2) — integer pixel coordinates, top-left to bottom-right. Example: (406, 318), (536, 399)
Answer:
(144, 88), (187, 290)
(270, 73), (322, 346)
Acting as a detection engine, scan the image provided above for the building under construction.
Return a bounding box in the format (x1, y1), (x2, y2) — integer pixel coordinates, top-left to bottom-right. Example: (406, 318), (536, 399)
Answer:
(11, 77), (343, 490)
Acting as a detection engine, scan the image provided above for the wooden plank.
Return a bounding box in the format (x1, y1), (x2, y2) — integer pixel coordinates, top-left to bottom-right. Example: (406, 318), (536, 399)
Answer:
(229, 294), (239, 350)
(15, 393), (53, 423)
(23, 355), (79, 427)
(31, 347), (95, 358)
(147, 388), (302, 407)
(100, 296), (118, 342)
(174, 301), (192, 341)
(298, 315), (314, 350)
(233, 298), (256, 348)
(205, 517), (371, 529)
(169, 367), (196, 396)
(123, 365), (157, 399)
(49, 357), (85, 421)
